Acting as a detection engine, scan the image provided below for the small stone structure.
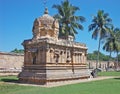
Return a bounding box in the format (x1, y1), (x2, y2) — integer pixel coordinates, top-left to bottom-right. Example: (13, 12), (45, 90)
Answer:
(19, 8), (90, 85)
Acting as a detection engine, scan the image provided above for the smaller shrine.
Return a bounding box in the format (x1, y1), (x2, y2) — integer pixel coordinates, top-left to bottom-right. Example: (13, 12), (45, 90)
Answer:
(19, 8), (90, 85)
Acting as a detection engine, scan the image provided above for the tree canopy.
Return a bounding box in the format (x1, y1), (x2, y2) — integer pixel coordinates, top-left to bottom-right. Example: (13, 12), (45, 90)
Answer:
(10, 48), (24, 54)
(87, 51), (114, 61)
(52, 0), (85, 39)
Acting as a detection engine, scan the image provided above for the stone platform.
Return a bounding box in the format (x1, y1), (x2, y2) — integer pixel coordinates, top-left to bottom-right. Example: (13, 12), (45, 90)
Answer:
(19, 64), (90, 85)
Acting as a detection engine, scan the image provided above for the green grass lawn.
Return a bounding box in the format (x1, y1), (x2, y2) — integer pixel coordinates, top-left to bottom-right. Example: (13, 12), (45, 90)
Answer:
(0, 72), (120, 94)
(98, 71), (120, 76)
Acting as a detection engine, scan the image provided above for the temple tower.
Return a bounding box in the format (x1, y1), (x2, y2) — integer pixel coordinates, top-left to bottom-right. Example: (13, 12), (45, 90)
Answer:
(19, 8), (90, 85)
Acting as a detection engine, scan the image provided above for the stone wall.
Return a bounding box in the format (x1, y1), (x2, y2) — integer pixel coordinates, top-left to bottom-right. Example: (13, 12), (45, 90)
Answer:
(0, 51), (117, 72)
(0, 52), (24, 71)
(87, 60), (115, 71)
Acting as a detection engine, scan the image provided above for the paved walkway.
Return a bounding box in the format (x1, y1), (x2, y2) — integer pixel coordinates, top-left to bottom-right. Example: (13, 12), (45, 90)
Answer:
(0, 73), (19, 76)
(7, 76), (120, 88)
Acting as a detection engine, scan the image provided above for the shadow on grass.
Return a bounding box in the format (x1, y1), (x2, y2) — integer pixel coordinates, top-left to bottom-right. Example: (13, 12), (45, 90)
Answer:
(1, 78), (18, 83)
(114, 78), (120, 80)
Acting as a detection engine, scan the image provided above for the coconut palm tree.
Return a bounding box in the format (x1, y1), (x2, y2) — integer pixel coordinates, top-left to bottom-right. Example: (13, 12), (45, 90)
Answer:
(103, 26), (120, 69)
(52, 0), (85, 39)
(113, 28), (120, 65)
(88, 10), (112, 68)
(103, 26), (115, 69)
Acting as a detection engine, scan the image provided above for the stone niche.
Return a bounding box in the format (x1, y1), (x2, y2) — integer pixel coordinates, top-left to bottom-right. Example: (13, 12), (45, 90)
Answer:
(18, 8), (90, 85)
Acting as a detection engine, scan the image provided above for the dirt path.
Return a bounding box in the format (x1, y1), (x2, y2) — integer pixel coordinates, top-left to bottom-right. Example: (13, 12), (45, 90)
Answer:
(0, 73), (19, 76)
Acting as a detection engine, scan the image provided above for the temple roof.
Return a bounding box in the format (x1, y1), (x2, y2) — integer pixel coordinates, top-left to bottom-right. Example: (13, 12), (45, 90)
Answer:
(32, 8), (59, 40)
(37, 8), (55, 25)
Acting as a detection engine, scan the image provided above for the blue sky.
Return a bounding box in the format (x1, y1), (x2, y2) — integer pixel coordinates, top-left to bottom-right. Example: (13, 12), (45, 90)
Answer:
(0, 0), (120, 56)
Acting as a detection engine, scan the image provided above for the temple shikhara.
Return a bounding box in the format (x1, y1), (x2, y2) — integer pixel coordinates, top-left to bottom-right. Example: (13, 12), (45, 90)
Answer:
(19, 8), (90, 85)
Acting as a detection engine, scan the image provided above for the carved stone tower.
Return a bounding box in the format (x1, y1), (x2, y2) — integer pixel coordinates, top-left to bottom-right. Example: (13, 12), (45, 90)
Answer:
(32, 8), (59, 40)
(19, 8), (90, 85)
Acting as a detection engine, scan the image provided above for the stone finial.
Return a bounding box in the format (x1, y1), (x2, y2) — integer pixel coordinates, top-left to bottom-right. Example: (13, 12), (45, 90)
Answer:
(44, 7), (49, 14)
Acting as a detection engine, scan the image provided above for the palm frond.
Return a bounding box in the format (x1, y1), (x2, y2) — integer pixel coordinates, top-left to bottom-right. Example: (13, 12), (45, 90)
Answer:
(92, 27), (99, 40)
(52, 0), (85, 39)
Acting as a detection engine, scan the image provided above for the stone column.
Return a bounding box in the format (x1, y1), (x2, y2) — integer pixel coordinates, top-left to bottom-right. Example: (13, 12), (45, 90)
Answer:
(50, 51), (55, 63)
(78, 54), (80, 63)
(81, 53), (83, 63)
(46, 50), (50, 63)
(73, 53), (75, 63)
(42, 49), (46, 63)
(80, 54), (82, 63)
(64, 51), (67, 63)
(60, 51), (63, 63)
(50, 51), (52, 63)
(24, 51), (27, 65)
(79, 54), (81, 63)
(37, 49), (41, 64)
(36, 52), (38, 64)
(76, 54), (78, 63)
(29, 52), (33, 65)
(84, 54), (86, 64)
(82, 53), (85, 63)
(40, 50), (43, 63)
(74, 54), (76, 63)
(75, 54), (77, 63)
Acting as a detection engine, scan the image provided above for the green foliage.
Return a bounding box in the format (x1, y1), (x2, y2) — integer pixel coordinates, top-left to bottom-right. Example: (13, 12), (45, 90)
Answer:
(0, 76), (120, 94)
(87, 51), (113, 61)
(88, 10), (112, 40)
(98, 71), (120, 76)
(10, 48), (24, 54)
(52, 0), (85, 39)
(103, 26), (120, 62)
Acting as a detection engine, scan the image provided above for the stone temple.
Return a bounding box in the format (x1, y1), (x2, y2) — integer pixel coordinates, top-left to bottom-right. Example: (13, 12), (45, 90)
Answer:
(19, 8), (90, 85)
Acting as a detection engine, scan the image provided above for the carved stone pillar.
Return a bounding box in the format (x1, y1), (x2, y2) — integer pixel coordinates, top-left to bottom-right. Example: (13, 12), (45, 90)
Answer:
(84, 54), (86, 63)
(64, 51), (67, 63)
(81, 53), (83, 63)
(80, 54), (82, 63)
(24, 51), (27, 65)
(29, 52), (33, 65)
(46, 50), (50, 63)
(39, 50), (43, 63)
(42, 50), (46, 63)
(79, 54), (81, 63)
(82, 53), (85, 63)
(37, 49), (41, 64)
(50, 50), (53, 63)
(78, 54), (79, 63)
(60, 51), (63, 63)
(73, 53), (75, 63)
(77, 53), (79, 63)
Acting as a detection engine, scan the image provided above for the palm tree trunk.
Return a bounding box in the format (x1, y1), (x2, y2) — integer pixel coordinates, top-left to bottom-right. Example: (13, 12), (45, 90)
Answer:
(116, 51), (119, 69)
(96, 38), (101, 68)
(107, 50), (111, 71)
(109, 51), (112, 67)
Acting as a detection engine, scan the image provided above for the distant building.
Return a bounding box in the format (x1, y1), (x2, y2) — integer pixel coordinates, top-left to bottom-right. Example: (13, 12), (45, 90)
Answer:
(19, 8), (90, 85)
